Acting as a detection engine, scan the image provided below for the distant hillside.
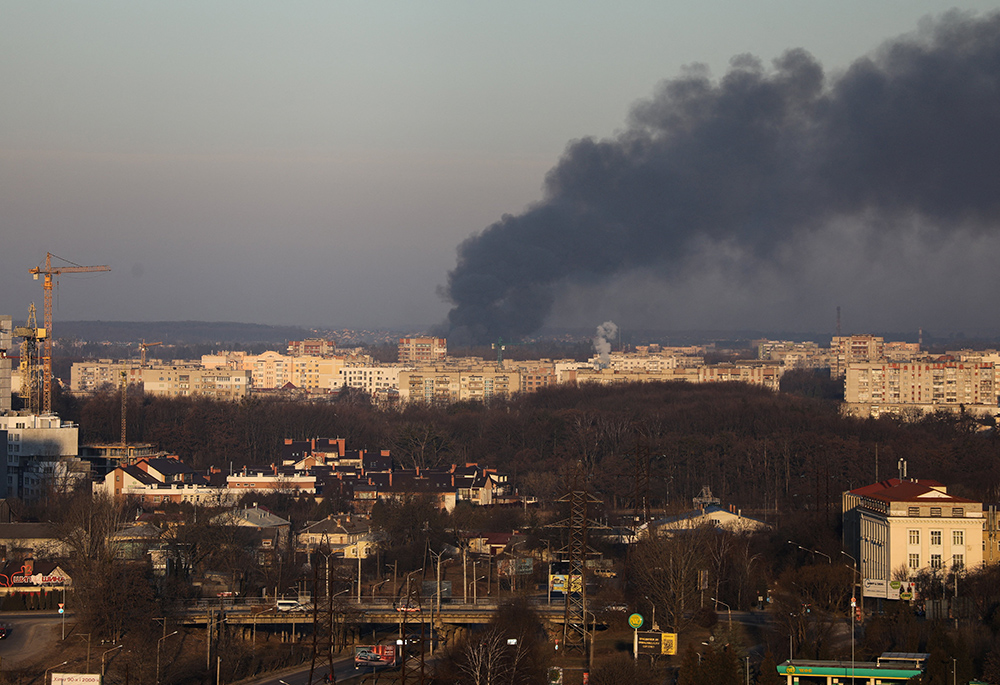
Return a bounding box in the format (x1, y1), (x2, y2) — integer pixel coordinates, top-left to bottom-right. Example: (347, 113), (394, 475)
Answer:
(58, 320), (313, 345)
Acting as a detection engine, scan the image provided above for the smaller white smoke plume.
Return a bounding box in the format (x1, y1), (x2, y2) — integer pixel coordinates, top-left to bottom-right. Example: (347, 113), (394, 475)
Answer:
(593, 321), (618, 367)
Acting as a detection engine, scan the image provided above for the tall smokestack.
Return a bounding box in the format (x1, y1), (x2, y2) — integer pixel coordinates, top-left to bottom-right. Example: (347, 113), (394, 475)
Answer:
(443, 12), (1000, 343)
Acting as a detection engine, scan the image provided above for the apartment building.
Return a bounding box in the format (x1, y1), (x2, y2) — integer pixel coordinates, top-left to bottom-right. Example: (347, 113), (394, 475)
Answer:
(70, 361), (146, 393)
(844, 479), (983, 583)
(339, 365), (408, 398)
(0, 414), (80, 499)
(0, 316), (11, 414)
(287, 339), (337, 357)
(141, 366), (251, 400)
(831, 335), (887, 378)
(398, 366), (520, 404)
(843, 360), (998, 418)
(398, 337), (447, 363)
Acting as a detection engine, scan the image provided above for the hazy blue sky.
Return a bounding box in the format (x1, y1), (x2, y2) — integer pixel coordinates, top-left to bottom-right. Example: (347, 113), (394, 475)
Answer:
(3, 2), (999, 336)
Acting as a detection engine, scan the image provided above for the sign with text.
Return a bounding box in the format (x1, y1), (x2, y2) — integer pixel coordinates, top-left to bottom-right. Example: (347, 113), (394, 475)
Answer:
(636, 631), (678, 655)
(354, 645), (396, 667)
(862, 578), (887, 598)
(52, 675), (101, 685)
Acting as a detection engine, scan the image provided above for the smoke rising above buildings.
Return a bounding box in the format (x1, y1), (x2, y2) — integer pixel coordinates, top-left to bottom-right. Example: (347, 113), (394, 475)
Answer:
(443, 11), (1000, 344)
(593, 321), (618, 366)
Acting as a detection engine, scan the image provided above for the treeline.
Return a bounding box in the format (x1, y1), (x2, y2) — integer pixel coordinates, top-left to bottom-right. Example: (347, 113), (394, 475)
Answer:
(59, 380), (1000, 512)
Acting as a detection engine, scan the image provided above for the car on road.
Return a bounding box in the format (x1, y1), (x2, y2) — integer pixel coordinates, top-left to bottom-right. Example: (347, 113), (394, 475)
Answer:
(0, 624), (9, 639)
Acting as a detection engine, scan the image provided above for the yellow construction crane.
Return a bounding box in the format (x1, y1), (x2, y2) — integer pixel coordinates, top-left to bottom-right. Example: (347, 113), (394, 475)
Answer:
(13, 304), (47, 414)
(29, 253), (110, 414)
(139, 339), (162, 367)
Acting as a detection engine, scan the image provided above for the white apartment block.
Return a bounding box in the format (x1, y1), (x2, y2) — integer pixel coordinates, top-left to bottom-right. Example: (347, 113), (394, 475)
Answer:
(339, 366), (408, 395)
(843, 361), (998, 418)
(0, 414), (80, 499)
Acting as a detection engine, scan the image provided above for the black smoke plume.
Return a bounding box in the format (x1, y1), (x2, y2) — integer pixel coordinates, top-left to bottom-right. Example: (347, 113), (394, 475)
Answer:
(443, 11), (1000, 344)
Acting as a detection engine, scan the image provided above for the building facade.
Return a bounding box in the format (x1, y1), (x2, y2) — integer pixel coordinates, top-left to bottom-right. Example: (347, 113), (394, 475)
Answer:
(843, 361), (998, 418)
(844, 479), (983, 584)
(398, 337), (447, 364)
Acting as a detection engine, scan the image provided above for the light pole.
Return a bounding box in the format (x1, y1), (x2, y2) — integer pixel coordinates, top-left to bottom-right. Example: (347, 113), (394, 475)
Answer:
(788, 540), (832, 563)
(841, 550), (860, 682)
(157, 630), (179, 684)
(711, 597), (732, 631)
(45, 660), (68, 685)
(101, 645), (122, 676)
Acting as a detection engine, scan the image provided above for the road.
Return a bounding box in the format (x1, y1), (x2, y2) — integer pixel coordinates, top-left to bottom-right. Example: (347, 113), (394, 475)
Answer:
(0, 612), (63, 669)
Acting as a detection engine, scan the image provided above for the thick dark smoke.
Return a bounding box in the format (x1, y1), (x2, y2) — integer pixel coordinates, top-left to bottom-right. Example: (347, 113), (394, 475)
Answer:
(444, 12), (1000, 343)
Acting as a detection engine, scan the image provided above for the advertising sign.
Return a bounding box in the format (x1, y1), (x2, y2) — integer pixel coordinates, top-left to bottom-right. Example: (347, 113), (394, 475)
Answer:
(887, 580), (916, 600)
(548, 574), (582, 594)
(628, 613), (644, 629)
(499, 558), (534, 577)
(862, 578), (887, 599)
(354, 645), (396, 667)
(636, 631), (678, 655)
(661, 632), (678, 655)
(52, 675), (102, 685)
(636, 632), (663, 655)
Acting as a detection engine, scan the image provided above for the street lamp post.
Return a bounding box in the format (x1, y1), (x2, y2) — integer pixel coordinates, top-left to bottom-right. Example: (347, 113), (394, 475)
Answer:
(711, 597), (732, 631)
(101, 645), (122, 676)
(788, 540), (832, 563)
(45, 660), (68, 685)
(157, 630), (179, 685)
(841, 550), (860, 683)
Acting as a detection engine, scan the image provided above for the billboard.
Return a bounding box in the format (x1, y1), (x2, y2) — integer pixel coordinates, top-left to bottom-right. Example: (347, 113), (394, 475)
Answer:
(354, 645), (396, 667)
(636, 631), (678, 656)
(498, 558), (534, 577)
(548, 574), (582, 594)
(862, 578), (887, 598)
(863, 578), (916, 600)
(52, 676), (101, 685)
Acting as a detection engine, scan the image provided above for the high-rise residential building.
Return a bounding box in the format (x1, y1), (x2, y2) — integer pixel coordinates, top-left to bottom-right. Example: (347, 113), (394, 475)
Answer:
(398, 337), (447, 363)
(0, 316), (11, 414)
(843, 360), (997, 418)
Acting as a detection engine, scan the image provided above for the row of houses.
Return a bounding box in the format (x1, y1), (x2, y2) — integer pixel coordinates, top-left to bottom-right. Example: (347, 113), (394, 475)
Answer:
(96, 438), (511, 513)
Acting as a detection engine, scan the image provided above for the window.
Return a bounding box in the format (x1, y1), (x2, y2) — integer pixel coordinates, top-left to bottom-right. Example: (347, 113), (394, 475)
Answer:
(931, 554), (943, 569)
(931, 530), (942, 546)
(908, 506), (920, 517)
(953, 530), (964, 546)
(953, 554), (964, 570)
(930, 507), (942, 517)
(909, 530), (920, 545)
(909, 553), (920, 569)
(953, 507), (965, 517)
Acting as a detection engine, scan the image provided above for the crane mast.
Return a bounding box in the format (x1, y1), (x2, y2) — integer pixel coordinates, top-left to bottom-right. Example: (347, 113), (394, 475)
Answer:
(29, 253), (110, 413)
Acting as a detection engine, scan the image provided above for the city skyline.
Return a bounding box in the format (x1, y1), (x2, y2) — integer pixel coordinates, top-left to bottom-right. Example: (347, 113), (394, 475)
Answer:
(3, 2), (1000, 338)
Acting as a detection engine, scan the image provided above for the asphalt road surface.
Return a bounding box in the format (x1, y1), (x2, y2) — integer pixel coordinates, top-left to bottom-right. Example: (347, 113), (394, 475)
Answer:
(0, 613), (63, 669)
